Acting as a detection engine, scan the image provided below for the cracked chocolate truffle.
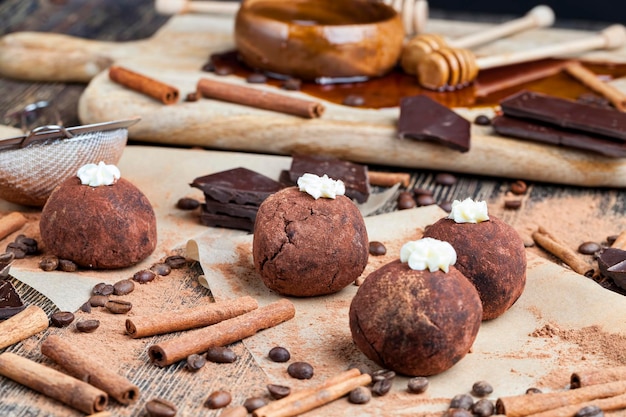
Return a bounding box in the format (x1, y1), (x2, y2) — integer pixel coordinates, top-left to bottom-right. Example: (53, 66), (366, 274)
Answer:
(40, 162), (157, 269)
(252, 181), (368, 297)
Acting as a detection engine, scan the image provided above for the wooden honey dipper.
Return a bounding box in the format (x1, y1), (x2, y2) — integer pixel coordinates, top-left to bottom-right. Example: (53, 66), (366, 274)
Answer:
(416, 24), (626, 91)
(401, 5), (555, 75)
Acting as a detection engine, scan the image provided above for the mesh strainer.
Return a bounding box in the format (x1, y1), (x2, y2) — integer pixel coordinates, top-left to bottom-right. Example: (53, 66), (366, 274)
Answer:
(0, 117), (140, 207)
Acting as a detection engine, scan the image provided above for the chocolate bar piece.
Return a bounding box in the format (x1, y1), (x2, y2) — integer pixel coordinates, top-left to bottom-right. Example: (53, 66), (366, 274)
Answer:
(288, 154), (370, 203)
(492, 115), (626, 158)
(0, 280), (26, 320)
(397, 95), (470, 152)
(191, 167), (284, 205)
(203, 196), (259, 220)
(500, 90), (626, 141)
(199, 209), (255, 233)
(597, 248), (626, 290)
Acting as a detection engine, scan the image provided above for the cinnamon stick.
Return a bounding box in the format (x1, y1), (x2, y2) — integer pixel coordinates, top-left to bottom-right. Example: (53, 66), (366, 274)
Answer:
(610, 231), (626, 250)
(0, 304), (49, 350)
(565, 62), (626, 112)
(253, 368), (362, 417)
(474, 60), (568, 97)
(0, 352), (108, 414)
(496, 380), (626, 417)
(126, 295), (258, 338)
(0, 212), (27, 241)
(109, 65), (179, 104)
(41, 334), (139, 404)
(571, 366), (626, 388)
(532, 226), (594, 276)
(368, 171), (411, 187)
(196, 77), (325, 118)
(523, 392), (626, 417)
(148, 298), (295, 367)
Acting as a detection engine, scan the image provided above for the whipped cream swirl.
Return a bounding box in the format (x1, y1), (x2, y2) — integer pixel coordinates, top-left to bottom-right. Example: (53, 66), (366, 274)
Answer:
(297, 173), (345, 199)
(400, 238), (457, 273)
(77, 161), (121, 187)
(447, 197), (489, 224)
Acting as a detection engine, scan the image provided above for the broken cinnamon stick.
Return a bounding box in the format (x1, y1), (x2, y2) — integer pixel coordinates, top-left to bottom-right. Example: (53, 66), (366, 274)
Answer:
(475, 59), (568, 97)
(571, 367), (626, 388)
(0, 304), (49, 350)
(496, 380), (626, 417)
(41, 334), (139, 405)
(196, 77), (325, 118)
(522, 392), (626, 417)
(109, 65), (179, 104)
(532, 226), (594, 277)
(368, 171), (411, 188)
(0, 352), (108, 414)
(0, 212), (27, 241)
(148, 298), (295, 367)
(126, 295), (258, 338)
(565, 62), (626, 112)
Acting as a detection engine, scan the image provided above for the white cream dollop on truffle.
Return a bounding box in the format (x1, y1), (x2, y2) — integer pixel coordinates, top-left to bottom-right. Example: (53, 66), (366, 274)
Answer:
(77, 161), (121, 187)
(297, 173), (345, 199)
(447, 197), (489, 223)
(400, 237), (457, 273)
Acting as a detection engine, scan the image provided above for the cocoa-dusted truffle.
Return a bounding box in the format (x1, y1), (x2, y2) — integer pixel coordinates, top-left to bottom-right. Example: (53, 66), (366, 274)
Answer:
(349, 251), (482, 376)
(252, 177), (368, 297)
(40, 162), (157, 269)
(423, 199), (526, 320)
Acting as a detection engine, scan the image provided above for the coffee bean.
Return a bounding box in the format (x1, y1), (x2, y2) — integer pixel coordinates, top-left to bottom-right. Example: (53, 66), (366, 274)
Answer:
(435, 172), (457, 186)
(368, 241), (387, 256)
(58, 259), (77, 272)
(578, 241), (602, 255)
(526, 387), (542, 394)
(471, 398), (495, 417)
(243, 397), (267, 412)
(15, 235), (38, 254)
(246, 73), (268, 84)
(371, 369), (396, 382)
(416, 194), (436, 206)
(201, 61), (215, 72)
(133, 269), (156, 284)
(176, 197), (200, 210)
(510, 180), (528, 195)
(407, 376), (429, 394)
(218, 406), (248, 417)
(89, 295), (109, 307)
(287, 361), (314, 379)
(439, 201), (453, 212)
(282, 78), (302, 91)
(151, 263), (172, 277)
(413, 188), (433, 197)
(444, 408), (473, 417)
(397, 192), (416, 210)
(105, 299), (133, 314)
(267, 384), (291, 400)
(165, 255), (187, 269)
(215, 66), (234, 76)
(145, 398), (177, 417)
(472, 380), (494, 397)
(342, 94), (365, 107)
(474, 114), (491, 126)
(371, 378), (392, 396)
(450, 393), (474, 410)
(50, 311), (75, 327)
(113, 279), (135, 295)
(39, 256), (59, 271)
(184, 92), (199, 102)
(186, 354), (206, 372)
(80, 302), (92, 313)
(206, 346), (237, 363)
(504, 199), (522, 210)
(348, 386), (371, 404)
(6, 244), (25, 259)
(574, 405), (604, 417)
(76, 319), (100, 333)
(205, 390), (232, 409)
(268, 346), (290, 362)
(92, 282), (114, 296)
(606, 235), (618, 246)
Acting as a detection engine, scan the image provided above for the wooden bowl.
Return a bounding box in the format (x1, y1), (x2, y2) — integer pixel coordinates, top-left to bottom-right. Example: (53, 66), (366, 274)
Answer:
(234, 0), (405, 81)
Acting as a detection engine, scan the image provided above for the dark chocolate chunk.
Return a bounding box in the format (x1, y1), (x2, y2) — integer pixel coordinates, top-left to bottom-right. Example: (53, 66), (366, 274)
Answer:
(492, 115), (626, 158)
(0, 280), (25, 319)
(191, 167), (284, 206)
(499, 90), (626, 141)
(288, 154), (370, 203)
(597, 248), (626, 290)
(199, 210), (255, 232)
(398, 95), (470, 152)
(202, 197), (259, 221)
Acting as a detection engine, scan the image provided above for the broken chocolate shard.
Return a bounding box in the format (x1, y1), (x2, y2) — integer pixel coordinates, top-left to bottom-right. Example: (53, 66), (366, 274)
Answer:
(203, 196), (259, 220)
(492, 115), (626, 158)
(0, 280), (26, 320)
(288, 154), (370, 203)
(397, 95), (470, 152)
(597, 248), (626, 290)
(499, 90), (626, 141)
(199, 209), (254, 233)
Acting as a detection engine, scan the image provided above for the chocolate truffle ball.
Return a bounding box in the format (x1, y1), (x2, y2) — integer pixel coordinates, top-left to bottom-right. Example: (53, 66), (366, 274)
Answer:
(423, 216), (526, 320)
(40, 176), (157, 269)
(253, 186), (368, 297)
(349, 259), (482, 376)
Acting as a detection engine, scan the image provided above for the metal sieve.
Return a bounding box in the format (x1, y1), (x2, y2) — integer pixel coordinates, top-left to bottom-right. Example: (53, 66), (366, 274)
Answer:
(0, 117), (140, 207)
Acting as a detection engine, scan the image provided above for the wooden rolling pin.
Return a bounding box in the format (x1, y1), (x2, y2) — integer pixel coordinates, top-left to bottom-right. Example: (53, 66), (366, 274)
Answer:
(401, 5), (555, 74)
(417, 24), (626, 90)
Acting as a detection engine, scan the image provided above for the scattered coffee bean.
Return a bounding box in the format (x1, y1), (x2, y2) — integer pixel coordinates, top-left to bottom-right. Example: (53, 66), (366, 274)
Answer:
(472, 380), (494, 397)
(165, 255), (187, 269)
(133, 269), (156, 284)
(201, 61), (216, 72)
(368, 241), (387, 256)
(79, 302), (92, 313)
(6, 244), (25, 259)
(268, 346), (290, 362)
(510, 180), (528, 195)
(504, 199), (522, 210)
(39, 256), (59, 271)
(574, 405), (604, 417)
(606, 235), (618, 246)
(450, 393), (474, 410)
(578, 241), (602, 255)
(287, 361), (314, 379)
(371, 377), (392, 396)
(348, 386), (371, 404)
(444, 409), (473, 417)
(413, 187), (433, 196)
(267, 384), (291, 400)
(50, 311), (75, 327)
(113, 279), (135, 296)
(471, 398), (495, 417)
(416, 194), (436, 206)
(184, 91), (199, 102)
(474, 114), (491, 126)
(525, 387), (542, 394)
(15, 235), (38, 253)
(58, 259), (78, 272)
(244, 397), (268, 412)
(218, 405), (248, 417)
(397, 191), (416, 210)
(439, 200), (453, 212)
(206, 346), (237, 363)
(92, 282), (114, 296)
(371, 369), (396, 382)
(105, 299), (133, 314)
(89, 295), (109, 307)
(76, 319), (100, 333)
(342, 94), (365, 107)
(215, 66), (234, 76)
(205, 390), (232, 409)
(145, 398), (177, 417)
(186, 354), (206, 372)
(151, 263), (172, 277)
(407, 376), (429, 394)
(435, 172), (457, 186)
(282, 78), (302, 91)
(176, 197), (200, 210)
(246, 73), (268, 84)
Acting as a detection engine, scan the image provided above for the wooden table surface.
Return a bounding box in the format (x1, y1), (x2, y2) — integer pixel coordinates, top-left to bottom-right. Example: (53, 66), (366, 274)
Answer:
(1, 1), (625, 416)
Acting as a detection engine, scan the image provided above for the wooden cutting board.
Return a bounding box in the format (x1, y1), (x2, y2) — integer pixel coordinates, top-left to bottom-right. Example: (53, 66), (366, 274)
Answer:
(3, 13), (626, 186)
